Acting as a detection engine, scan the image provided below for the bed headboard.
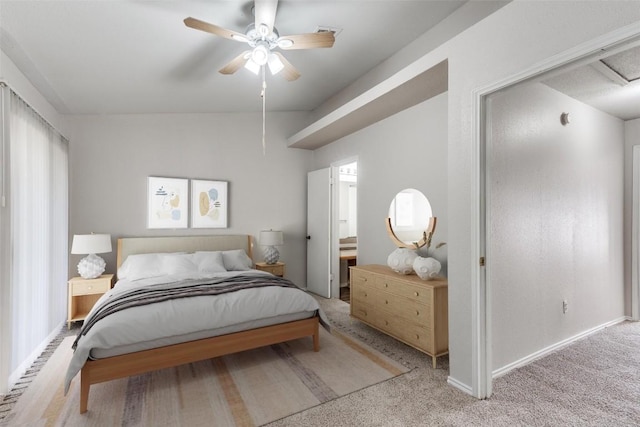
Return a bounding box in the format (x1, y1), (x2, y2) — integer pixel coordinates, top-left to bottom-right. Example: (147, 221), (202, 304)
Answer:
(116, 235), (252, 270)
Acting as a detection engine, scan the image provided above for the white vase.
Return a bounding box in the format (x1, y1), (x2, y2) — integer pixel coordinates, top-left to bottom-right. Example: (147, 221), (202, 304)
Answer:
(387, 248), (418, 275)
(413, 256), (441, 280)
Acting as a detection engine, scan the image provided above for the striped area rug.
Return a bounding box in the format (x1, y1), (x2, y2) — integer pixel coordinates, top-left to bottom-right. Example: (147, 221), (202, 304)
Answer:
(2, 328), (408, 426)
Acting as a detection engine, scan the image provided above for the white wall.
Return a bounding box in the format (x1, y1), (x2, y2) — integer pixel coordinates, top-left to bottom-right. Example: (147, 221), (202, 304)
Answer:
(310, 0), (640, 394)
(444, 1), (640, 392)
(313, 92), (448, 270)
(624, 118), (640, 316)
(67, 112), (313, 287)
(488, 82), (625, 372)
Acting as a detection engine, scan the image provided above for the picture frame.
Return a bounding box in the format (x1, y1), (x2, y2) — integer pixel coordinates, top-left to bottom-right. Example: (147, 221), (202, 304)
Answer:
(147, 176), (189, 229)
(191, 179), (228, 228)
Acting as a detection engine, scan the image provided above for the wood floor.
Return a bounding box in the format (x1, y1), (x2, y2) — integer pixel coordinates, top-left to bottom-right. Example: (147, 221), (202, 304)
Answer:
(339, 286), (350, 303)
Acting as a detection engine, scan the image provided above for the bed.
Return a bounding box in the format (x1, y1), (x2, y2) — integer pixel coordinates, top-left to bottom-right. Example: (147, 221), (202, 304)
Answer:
(65, 235), (327, 414)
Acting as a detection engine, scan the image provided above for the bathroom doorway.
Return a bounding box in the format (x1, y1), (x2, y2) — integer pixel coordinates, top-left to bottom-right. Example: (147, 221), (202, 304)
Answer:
(336, 160), (358, 303)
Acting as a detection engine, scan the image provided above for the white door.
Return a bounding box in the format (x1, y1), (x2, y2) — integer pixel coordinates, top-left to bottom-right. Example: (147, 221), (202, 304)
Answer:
(307, 168), (331, 298)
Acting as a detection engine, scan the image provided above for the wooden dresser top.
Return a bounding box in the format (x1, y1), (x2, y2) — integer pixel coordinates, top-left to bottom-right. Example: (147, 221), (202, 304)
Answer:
(350, 264), (448, 288)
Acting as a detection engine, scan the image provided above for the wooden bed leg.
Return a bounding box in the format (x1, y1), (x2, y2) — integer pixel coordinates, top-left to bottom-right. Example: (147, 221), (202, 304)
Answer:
(313, 321), (320, 352)
(80, 369), (90, 414)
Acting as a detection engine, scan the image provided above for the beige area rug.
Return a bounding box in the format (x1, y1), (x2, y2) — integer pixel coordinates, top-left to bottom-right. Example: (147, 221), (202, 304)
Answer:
(2, 327), (408, 426)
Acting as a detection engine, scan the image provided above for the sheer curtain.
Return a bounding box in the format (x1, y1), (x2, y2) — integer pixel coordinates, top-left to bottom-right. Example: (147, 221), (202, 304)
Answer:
(0, 88), (68, 392)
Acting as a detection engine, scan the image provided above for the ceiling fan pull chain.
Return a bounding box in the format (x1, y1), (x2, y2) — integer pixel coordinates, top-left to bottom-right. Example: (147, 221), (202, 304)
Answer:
(261, 66), (267, 156)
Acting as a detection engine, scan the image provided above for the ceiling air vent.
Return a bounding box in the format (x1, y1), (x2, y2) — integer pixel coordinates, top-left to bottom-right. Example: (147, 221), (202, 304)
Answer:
(315, 26), (342, 37)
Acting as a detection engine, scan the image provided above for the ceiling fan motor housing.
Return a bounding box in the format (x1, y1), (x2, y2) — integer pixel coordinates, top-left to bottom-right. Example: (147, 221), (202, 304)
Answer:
(245, 23), (280, 50)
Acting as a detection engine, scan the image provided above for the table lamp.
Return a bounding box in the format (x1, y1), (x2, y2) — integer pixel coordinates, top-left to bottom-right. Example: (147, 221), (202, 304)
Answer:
(71, 234), (112, 279)
(259, 230), (283, 265)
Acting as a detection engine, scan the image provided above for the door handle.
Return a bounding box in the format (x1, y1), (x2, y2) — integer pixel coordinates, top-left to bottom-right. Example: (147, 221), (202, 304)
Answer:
(306, 235), (311, 240)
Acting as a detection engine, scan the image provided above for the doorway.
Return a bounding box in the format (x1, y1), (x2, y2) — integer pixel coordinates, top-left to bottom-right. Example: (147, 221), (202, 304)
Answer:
(331, 160), (358, 302)
(479, 32), (640, 398)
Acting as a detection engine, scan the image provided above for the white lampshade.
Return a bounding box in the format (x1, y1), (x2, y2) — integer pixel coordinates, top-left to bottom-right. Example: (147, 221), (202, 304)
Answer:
(71, 234), (111, 279)
(259, 230), (284, 246)
(71, 234), (112, 255)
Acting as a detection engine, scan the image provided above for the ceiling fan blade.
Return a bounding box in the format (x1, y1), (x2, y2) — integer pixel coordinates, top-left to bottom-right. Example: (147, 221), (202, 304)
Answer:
(273, 52), (300, 81)
(254, 0), (278, 34)
(219, 50), (251, 75)
(278, 32), (335, 50)
(184, 17), (248, 42)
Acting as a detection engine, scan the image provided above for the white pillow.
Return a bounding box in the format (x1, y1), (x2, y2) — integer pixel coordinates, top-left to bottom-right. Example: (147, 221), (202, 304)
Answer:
(161, 253), (198, 276)
(118, 253), (163, 281)
(193, 251), (227, 274)
(222, 249), (253, 271)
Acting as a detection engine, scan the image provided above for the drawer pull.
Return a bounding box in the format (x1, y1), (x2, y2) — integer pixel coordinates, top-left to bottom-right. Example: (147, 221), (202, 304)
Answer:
(385, 300), (388, 304)
(415, 334), (420, 340)
(88, 286), (92, 290)
(416, 310), (420, 316)
(360, 277), (368, 282)
(384, 320), (389, 326)
(414, 291), (419, 297)
(384, 283), (388, 288)
(364, 292), (367, 297)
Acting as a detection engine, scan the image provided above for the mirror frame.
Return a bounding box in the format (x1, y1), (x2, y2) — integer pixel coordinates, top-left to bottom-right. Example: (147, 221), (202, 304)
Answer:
(386, 216), (437, 249)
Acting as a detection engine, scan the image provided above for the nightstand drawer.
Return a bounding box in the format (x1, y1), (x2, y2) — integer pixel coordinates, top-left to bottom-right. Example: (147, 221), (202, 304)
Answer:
(71, 278), (111, 296)
(267, 264), (284, 276)
(255, 262), (285, 277)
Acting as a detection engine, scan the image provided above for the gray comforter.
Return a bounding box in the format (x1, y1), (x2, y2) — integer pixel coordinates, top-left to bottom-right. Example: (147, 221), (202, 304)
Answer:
(64, 270), (328, 393)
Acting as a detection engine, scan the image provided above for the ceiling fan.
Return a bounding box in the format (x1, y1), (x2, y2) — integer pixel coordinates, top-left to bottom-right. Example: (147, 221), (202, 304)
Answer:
(184, 0), (335, 81)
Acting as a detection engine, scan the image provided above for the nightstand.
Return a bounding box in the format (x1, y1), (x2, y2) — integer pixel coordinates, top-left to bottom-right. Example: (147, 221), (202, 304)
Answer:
(255, 262), (285, 277)
(67, 274), (114, 329)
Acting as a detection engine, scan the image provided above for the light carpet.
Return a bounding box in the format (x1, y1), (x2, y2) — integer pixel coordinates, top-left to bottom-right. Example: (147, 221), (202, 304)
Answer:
(267, 298), (640, 426)
(1, 327), (408, 426)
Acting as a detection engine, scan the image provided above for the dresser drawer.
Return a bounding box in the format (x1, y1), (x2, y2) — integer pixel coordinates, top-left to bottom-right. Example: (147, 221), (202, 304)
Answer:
(71, 279), (111, 296)
(351, 301), (434, 353)
(351, 283), (432, 325)
(373, 275), (432, 304)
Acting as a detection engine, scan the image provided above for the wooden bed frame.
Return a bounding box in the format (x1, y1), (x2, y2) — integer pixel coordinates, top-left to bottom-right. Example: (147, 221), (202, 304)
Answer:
(78, 235), (320, 414)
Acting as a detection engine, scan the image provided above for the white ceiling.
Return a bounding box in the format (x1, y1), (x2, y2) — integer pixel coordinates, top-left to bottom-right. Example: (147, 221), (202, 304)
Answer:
(0, 0), (466, 115)
(542, 42), (640, 121)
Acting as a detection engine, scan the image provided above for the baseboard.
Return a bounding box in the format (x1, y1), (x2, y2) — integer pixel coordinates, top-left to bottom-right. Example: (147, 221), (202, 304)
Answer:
(447, 375), (473, 395)
(492, 316), (628, 379)
(7, 321), (64, 389)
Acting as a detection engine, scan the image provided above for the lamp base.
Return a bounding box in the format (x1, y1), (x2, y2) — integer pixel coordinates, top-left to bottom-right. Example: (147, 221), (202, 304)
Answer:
(77, 253), (106, 279)
(263, 246), (280, 265)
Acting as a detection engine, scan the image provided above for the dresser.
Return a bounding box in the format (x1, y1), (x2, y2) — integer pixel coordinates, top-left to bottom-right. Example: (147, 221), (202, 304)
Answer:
(349, 264), (448, 368)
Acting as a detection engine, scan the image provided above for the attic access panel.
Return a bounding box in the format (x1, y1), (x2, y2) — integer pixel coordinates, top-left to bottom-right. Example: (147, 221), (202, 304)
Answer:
(600, 45), (640, 82)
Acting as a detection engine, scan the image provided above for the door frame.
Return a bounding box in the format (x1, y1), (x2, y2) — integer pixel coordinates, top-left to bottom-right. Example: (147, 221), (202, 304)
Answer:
(330, 157), (358, 299)
(473, 23), (640, 399)
(632, 146), (640, 320)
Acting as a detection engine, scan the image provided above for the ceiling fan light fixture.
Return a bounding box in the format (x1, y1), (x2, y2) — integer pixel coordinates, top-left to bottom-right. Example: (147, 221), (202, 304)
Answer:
(251, 44), (270, 66)
(267, 53), (284, 75)
(244, 59), (261, 75)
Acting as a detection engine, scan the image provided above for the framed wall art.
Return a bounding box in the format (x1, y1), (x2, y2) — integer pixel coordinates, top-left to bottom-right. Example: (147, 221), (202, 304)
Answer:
(191, 179), (228, 228)
(147, 176), (189, 229)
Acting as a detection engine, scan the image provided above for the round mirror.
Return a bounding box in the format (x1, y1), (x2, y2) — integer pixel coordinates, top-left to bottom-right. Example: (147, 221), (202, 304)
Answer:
(386, 188), (434, 248)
